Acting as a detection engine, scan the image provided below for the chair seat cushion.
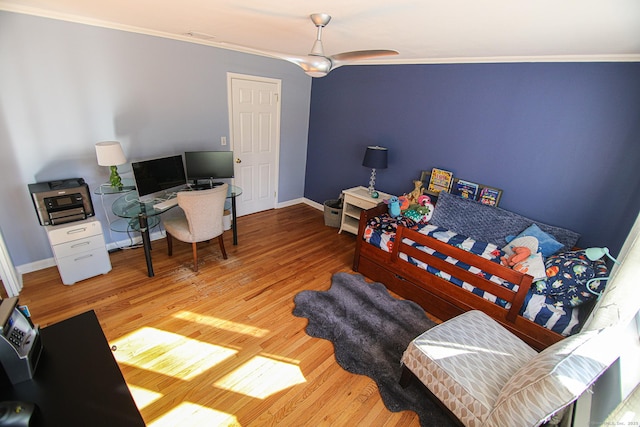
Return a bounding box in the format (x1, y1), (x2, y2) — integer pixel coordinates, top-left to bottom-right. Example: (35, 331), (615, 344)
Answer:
(163, 212), (196, 243)
(401, 310), (538, 427)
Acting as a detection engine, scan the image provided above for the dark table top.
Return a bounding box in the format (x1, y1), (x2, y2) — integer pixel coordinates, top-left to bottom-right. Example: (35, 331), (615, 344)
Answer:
(0, 310), (145, 427)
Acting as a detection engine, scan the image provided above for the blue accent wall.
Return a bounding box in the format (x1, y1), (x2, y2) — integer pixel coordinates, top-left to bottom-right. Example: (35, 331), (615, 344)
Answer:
(305, 63), (640, 253)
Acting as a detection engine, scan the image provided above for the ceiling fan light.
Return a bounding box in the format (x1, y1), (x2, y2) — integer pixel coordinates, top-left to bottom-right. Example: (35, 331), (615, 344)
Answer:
(305, 70), (327, 78)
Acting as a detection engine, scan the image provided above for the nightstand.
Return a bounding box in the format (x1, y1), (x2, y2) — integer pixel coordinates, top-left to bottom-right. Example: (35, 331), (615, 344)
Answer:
(339, 186), (391, 235)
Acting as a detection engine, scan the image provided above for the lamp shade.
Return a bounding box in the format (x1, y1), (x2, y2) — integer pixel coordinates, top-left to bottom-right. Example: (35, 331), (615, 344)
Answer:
(362, 146), (388, 169)
(95, 141), (126, 166)
(585, 247), (620, 264)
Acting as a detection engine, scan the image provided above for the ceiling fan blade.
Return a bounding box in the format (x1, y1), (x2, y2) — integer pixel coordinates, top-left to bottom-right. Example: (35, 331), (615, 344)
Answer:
(218, 41), (332, 77)
(330, 49), (399, 63)
(279, 54), (332, 77)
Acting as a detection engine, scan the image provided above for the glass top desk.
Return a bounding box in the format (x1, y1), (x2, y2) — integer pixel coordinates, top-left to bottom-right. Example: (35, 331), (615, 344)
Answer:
(111, 184), (242, 277)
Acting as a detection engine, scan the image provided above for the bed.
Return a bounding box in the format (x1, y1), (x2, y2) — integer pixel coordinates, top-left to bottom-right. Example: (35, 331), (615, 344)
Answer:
(353, 191), (607, 350)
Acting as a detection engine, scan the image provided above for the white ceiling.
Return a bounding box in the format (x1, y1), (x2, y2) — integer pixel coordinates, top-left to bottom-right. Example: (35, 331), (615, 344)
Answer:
(2, 0), (639, 66)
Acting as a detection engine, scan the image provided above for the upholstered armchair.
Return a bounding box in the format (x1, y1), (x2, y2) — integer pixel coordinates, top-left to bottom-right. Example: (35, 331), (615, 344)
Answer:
(401, 310), (620, 427)
(163, 184), (228, 272)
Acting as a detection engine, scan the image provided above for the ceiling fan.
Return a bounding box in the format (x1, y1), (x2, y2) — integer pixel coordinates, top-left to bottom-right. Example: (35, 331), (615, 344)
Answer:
(236, 13), (399, 78)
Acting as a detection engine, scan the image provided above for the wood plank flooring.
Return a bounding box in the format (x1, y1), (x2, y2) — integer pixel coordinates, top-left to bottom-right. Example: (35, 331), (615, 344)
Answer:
(15, 204), (423, 426)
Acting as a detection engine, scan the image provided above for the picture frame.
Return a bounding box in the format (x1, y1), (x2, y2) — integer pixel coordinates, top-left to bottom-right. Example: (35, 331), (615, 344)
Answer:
(420, 170), (503, 206)
(477, 186), (503, 206)
(422, 168), (454, 195)
(452, 179), (480, 200)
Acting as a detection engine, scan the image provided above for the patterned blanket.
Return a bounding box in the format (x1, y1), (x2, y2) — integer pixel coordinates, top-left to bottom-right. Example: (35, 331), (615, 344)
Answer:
(364, 214), (580, 336)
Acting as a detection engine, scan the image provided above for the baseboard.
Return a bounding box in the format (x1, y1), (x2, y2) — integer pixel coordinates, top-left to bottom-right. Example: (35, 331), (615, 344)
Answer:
(17, 199), (323, 275)
(17, 258), (56, 275)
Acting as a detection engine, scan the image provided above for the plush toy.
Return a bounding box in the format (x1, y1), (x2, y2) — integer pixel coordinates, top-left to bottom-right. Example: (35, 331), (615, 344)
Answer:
(501, 247), (531, 267)
(417, 195), (431, 207)
(398, 195), (411, 211)
(384, 196), (401, 218)
(406, 180), (424, 204)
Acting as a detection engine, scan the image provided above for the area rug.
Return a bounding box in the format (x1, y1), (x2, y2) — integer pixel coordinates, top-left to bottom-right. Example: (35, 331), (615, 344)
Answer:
(292, 272), (453, 426)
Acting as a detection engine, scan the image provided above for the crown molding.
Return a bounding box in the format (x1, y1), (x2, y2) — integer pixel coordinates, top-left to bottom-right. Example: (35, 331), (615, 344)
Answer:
(2, 4), (639, 65)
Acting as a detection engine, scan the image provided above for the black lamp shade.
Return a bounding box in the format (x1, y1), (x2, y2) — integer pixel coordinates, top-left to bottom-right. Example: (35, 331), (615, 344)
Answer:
(362, 146), (388, 169)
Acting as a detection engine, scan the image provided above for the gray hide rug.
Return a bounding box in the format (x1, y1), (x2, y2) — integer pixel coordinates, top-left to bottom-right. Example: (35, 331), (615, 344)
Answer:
(292, 272), (453, 426)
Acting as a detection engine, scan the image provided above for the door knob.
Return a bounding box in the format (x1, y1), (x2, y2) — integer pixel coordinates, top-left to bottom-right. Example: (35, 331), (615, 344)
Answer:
(235, 158), (242, 163)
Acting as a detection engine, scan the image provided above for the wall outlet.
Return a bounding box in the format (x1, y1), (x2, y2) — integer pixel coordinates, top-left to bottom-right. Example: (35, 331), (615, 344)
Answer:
(221, 136), (227, 146)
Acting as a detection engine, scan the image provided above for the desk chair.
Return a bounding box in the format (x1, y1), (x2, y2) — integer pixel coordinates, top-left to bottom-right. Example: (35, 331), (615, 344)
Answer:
(163, 184), (228, 272)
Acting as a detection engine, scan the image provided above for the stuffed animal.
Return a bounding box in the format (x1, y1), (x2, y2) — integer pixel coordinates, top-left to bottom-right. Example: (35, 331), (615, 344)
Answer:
(501, 247), (531, 267)
(406, 180), (424, 203)
(398, 195), (411, 211)
(384, 196), (401, 218)
(417, 195), (431, 207)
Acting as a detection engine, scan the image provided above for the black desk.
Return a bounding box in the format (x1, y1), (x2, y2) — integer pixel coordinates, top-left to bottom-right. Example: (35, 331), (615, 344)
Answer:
(0, 311), (144, 427)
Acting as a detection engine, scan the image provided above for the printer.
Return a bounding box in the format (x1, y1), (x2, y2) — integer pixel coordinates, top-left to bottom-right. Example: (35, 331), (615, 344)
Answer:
(28, 178), (94, 226)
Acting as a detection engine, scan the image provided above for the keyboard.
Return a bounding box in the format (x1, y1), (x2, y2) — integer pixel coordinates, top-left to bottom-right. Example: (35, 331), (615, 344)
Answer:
(192, 182), (224, 191)
(152, 197), (178, 211)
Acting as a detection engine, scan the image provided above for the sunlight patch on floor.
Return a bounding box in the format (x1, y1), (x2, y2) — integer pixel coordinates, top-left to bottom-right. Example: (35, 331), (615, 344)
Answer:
(214, 355), (306, 399)
(113, 327), (237, 380)
(147, 402), (239, 427)
(174, 311), (269, 337)
(127, 384), (163, 410)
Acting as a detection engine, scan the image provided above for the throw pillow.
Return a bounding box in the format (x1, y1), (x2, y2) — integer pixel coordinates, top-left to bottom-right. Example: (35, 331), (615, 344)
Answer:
(536, 250), (609, 308)
(502, 236), (547, 280)
(507, 223), (564, 258)
(513, 252), (547, 281)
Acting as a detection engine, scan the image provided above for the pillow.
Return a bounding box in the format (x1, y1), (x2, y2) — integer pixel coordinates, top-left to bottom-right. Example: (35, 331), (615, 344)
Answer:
(512, 252), (547, 281)
(507, 223), (564, 257)
(430, 191), (581, 249)
(534, 250), (609, 308)
(502, 236), (547, 280)
(502, 236), (540, 257)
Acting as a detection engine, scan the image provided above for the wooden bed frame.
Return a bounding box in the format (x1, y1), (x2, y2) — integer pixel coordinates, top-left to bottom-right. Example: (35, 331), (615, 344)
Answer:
(353, 203), (565, 351)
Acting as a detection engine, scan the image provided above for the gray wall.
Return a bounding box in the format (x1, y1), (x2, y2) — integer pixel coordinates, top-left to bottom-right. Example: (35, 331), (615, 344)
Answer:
(0, 11), (311, 267)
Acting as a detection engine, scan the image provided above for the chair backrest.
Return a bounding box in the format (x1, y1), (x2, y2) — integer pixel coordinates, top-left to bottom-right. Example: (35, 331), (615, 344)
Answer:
(483, 327), (621, 427)
(176, 184), (228, 242)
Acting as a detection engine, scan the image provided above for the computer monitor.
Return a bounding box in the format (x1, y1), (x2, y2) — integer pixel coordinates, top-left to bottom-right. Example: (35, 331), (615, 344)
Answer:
(131, 154), (187, 202)
(184, 151), (234, 182)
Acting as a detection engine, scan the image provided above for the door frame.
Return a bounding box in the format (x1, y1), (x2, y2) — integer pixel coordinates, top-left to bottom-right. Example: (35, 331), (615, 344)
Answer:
(226, 72), (282, 215)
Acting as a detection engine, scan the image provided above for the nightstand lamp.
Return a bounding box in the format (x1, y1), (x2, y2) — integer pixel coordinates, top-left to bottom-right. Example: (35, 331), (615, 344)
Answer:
(362, 145), (388, 196)
(95, 141), (126, 188)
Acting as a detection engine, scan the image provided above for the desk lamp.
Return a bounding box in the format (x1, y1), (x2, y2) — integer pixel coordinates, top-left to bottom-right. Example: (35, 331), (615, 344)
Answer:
(362, 146), (388, 197)
(584, 247), (619, 297)
(95, 141), (126, 188)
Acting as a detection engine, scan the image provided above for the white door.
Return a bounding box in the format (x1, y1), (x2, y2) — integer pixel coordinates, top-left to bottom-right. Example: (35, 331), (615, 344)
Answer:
(0, 226), (22, 297)
(227, 73), (281, 217)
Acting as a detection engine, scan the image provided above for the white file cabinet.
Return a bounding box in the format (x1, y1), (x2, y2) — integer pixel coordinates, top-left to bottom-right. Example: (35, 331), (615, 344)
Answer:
(46, 219), (112, 285)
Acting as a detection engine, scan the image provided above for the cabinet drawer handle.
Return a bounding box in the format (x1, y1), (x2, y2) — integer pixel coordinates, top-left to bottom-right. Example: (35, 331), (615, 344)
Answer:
(71, 241), (91, 249)
(66, 227), (87, 235)
(74, 254), (93, 262)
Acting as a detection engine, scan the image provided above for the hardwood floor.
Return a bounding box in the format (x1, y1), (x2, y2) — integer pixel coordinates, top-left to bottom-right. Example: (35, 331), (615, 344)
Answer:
(16, 204), (423, 426)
